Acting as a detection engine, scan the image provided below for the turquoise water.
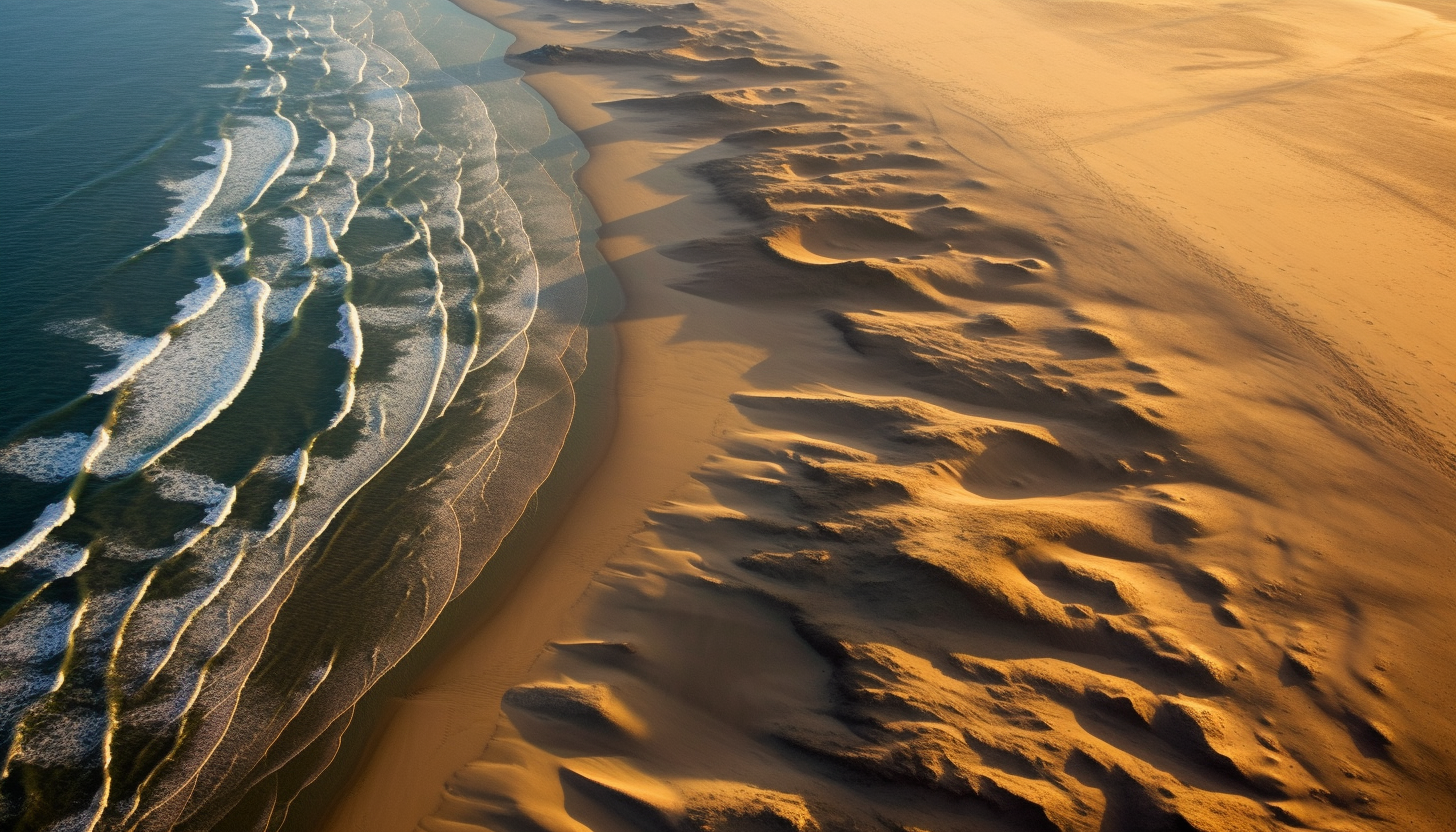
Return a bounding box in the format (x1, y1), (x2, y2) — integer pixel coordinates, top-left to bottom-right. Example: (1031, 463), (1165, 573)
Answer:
(0, 1), (599, 828)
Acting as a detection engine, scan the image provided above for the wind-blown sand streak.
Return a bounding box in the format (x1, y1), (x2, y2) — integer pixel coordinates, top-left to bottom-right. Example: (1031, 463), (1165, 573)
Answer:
(324, 0), (1456, 830)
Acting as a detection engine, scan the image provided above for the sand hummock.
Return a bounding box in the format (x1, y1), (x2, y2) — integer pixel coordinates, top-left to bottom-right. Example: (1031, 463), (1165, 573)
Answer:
(322, 1), (1456, 830)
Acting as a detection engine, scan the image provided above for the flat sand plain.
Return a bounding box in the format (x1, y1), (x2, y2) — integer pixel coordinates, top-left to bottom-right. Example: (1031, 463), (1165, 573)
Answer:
(323, 1), (1456, 830)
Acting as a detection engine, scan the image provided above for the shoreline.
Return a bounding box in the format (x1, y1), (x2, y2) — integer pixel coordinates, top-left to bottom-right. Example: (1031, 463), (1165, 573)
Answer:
(319, 4), (789, 827)
(325, 0), (1456, 829)
(283, 297), (619, 832)
(257, 7), (630, 828)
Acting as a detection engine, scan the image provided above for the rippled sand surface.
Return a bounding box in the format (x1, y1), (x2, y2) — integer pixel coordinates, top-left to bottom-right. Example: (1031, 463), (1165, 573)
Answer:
(324, 0), (1456, 829)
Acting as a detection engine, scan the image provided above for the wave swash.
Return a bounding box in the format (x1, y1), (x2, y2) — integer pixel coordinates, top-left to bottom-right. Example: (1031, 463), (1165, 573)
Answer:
(0, 0), (594, 828)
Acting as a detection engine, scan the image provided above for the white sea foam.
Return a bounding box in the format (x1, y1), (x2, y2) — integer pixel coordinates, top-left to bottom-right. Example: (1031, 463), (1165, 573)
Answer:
(237, 19), (273, 60)
(257, 449), (306, 481)
(0, 433), (93, 484)
(314, 133), (336, 168)
(304, 174), (360, 236)
(324, 38), (368, 86)
(318, 262), (351, 287)
(148, 467), (238, 528)
(431, 340), (475, 417)
(0, 5), (573, 824)
(264, 281), (313, 323)
(120, 528), (250, 692)
(97, 541), (172, 563)
(334, 119), (374, 180)
(148, 465), (231, 506)
(0, 600), (77, 663)
(272, 121), (332, 190)
(0, 498), (76, 568)
(272, 213), (312, 265)
(393, 200), (425, 220)
(0, 597), (79, 766)
(13, 703), (108, 770)
(265, 497), (297, 539)
(275, 319), (449, 608)
(209, 72), (285, 99)
(88, 331), (171, 395)
(194, 115), (298, 234)
(263, 68), (287, 97)
(229, 112), (299, 205)
(308, 214), (337, 259)
(91, 279), (270, 479)
(0, 427), (107, 491)
(206, 78), (268, 93)
(327, 379), (355, 431)
(331, 302), (362, 368)
(155, 139), (231, 242)
(260, 450), (309, 536)
(172, 272), (227, 327)
(357, 296), (437, 329)
(354, 57), (422, 142)
(204, 488), (238, 526)
(227, 0), (259, 15)
(21, 541), (89, 580)
(303, 325), (449, 548)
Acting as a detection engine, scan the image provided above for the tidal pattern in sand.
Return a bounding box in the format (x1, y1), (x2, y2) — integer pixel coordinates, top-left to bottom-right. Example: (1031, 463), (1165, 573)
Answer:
(0, 0), (593, 828)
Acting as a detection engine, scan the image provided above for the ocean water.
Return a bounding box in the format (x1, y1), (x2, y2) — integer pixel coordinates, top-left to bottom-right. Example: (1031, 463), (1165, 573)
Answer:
(0, 1), (600, 828)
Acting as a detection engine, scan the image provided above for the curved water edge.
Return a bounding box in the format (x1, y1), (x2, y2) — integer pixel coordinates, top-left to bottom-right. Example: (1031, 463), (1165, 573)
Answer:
(0, 1), (611, 829)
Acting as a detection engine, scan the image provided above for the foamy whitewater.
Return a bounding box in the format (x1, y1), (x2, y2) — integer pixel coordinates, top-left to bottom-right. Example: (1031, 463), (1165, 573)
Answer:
(0, 0), (597, 827)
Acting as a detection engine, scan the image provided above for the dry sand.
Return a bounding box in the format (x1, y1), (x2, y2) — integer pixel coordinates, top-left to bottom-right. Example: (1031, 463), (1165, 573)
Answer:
(322, 1), (1456, 830)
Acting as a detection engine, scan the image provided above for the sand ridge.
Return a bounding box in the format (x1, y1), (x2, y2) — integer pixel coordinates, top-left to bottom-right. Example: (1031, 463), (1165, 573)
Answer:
(321, 0), (1456, 830)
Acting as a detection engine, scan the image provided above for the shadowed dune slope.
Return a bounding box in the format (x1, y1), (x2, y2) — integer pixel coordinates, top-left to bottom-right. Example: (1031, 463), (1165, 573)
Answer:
(322, 0), (1456, 830)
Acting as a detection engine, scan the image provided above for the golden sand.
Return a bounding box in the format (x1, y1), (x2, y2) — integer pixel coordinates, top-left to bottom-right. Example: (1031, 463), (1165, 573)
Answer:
(324, 1), (1456, 829)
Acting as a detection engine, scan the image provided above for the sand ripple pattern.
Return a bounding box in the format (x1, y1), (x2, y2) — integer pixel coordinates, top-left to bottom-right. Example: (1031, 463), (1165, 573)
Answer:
(0, 0), (591, 828)
(428, 4), (1456, 832)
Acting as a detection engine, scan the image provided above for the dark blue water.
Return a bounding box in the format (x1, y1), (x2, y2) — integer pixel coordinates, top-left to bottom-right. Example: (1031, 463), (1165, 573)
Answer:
(1, 1), (242, 445)
(0, 1), (596, 828)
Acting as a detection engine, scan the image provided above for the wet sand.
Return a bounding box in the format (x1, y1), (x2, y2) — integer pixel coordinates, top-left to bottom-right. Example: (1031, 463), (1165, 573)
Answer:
(324, 0), (1456, 829)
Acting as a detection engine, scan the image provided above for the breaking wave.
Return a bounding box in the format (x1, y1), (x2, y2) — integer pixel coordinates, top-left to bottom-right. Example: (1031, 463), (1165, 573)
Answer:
(0, 0), (597, 828)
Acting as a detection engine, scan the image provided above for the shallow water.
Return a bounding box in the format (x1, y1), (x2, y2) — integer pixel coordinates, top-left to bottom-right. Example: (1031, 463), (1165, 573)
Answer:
(0, 1), (599, 828)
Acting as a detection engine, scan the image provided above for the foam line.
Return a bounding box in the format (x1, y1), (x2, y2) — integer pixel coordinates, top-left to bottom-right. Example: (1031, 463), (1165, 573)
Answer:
(0, 427), (109, 485)
(203, 488), (238, 527)
(237, 19), (273, 61)
(89, 332), (172, 396)
(325, 37), (368, 87)
(308, 214), (337, 260)
(335, 119), (374, 181)
(172, 273), (227, 327)
(91, 279), (271, 479)
(262, 450), (309, 538)
(307, 176), (360, 237)
(328, 379), (355, 431)
(0, 498), (76, 568)
(264, 281), (313, 324)
(319, 262), (351, 287)
(315, 133), (336, 171)
(0, 3), (581, 825)
(194, 115), (298, 234)
(273, 212), (312, 266)
(331, 302), (363, 369)
(155, 140), (232, 243)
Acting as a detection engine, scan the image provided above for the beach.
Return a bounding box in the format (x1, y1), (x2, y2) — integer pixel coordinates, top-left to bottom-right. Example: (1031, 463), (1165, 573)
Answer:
(319, 0), (1456, 830)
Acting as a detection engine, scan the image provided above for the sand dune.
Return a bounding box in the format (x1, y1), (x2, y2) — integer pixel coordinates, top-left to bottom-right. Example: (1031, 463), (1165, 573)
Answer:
(322, 0), (1456, 829)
